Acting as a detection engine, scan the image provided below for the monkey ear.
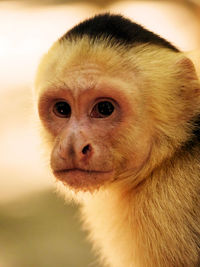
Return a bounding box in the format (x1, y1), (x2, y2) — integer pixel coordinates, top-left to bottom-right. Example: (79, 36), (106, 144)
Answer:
(184, 49), (200, 79)
(175, 54), (200, 102)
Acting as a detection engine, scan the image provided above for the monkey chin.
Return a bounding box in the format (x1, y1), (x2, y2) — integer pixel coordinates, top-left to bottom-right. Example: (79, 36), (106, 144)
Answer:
(52, 168), (115, 192)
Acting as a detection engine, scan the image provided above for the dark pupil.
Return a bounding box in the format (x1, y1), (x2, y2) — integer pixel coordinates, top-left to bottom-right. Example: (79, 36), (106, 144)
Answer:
(54, 101), (71, 117)
(97, 101), (114, 116)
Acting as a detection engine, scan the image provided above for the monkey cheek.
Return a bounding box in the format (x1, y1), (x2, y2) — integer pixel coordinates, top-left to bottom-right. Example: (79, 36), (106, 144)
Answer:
(52, 169), (115, 191)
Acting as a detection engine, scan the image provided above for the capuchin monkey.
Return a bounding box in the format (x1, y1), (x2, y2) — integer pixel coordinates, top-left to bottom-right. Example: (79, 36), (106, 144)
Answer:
(35, 13), (200, 267)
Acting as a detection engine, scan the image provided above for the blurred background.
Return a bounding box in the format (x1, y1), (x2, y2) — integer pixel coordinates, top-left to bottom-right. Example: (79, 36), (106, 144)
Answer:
(0, 0), (200, 266)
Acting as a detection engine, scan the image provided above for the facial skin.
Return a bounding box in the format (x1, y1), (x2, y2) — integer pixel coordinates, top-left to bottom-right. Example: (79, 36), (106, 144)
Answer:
(38, 62), (152, 192)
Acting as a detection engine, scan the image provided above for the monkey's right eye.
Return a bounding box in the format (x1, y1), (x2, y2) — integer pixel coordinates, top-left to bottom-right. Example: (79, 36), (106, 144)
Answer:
(53, 101), (71, 118)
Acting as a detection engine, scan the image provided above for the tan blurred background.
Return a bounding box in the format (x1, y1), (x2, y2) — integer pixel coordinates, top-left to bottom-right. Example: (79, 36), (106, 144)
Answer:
(0, 0), (200, 266)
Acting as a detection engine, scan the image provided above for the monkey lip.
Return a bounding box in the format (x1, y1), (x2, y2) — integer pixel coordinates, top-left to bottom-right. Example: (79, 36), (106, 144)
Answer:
(53, 168), (114, 189)
(54, 168), (113, 174)
(54, 168), (114, 178)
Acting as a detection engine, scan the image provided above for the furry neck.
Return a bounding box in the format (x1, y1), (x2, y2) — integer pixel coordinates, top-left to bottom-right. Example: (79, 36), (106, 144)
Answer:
(81, 146), (200, 267)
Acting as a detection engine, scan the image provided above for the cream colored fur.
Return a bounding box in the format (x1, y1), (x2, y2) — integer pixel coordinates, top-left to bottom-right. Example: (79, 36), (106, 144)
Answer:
(36, 37), (200, 267)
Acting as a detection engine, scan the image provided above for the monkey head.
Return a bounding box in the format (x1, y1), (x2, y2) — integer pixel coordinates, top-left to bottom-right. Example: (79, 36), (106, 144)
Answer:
(35, 14), (200, 193)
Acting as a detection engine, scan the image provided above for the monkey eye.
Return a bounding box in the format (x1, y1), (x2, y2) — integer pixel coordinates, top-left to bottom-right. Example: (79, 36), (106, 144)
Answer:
(53, 101), (71, 118)
(91, 101), (114, 118)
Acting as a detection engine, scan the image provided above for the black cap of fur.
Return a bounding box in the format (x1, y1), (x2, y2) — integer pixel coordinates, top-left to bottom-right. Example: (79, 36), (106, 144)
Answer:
(61, 13), (179, 52)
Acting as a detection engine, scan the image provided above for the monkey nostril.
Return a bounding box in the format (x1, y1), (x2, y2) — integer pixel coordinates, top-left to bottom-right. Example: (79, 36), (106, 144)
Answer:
(82, 144), (91, 155)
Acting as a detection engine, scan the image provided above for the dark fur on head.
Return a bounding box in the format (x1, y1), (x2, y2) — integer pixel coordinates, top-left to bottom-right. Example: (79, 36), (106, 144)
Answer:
(61, 13), (179, 51)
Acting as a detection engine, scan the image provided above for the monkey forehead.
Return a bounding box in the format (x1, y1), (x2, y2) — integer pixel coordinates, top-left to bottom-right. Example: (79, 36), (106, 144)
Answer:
(35, 36), (182, 103)
(35, 37), (140, 96)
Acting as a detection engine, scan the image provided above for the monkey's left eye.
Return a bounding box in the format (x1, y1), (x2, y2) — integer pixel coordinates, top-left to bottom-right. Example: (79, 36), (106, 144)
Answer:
(91, 101), (114, 118)
(53, 101), (71, 118)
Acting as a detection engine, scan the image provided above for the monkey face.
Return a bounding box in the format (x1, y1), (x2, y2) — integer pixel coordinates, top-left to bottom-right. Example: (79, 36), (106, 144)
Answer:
(41, 91), (119, 191)
(36, 41), (152, 192)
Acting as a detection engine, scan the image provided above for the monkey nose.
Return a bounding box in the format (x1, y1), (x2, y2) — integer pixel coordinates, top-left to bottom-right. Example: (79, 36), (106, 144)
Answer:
(59, 139), (93, 161)
(81, 144), (92, 157)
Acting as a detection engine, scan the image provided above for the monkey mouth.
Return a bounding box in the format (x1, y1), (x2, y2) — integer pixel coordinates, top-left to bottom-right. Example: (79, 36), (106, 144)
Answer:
(53, 168), (114, 190)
